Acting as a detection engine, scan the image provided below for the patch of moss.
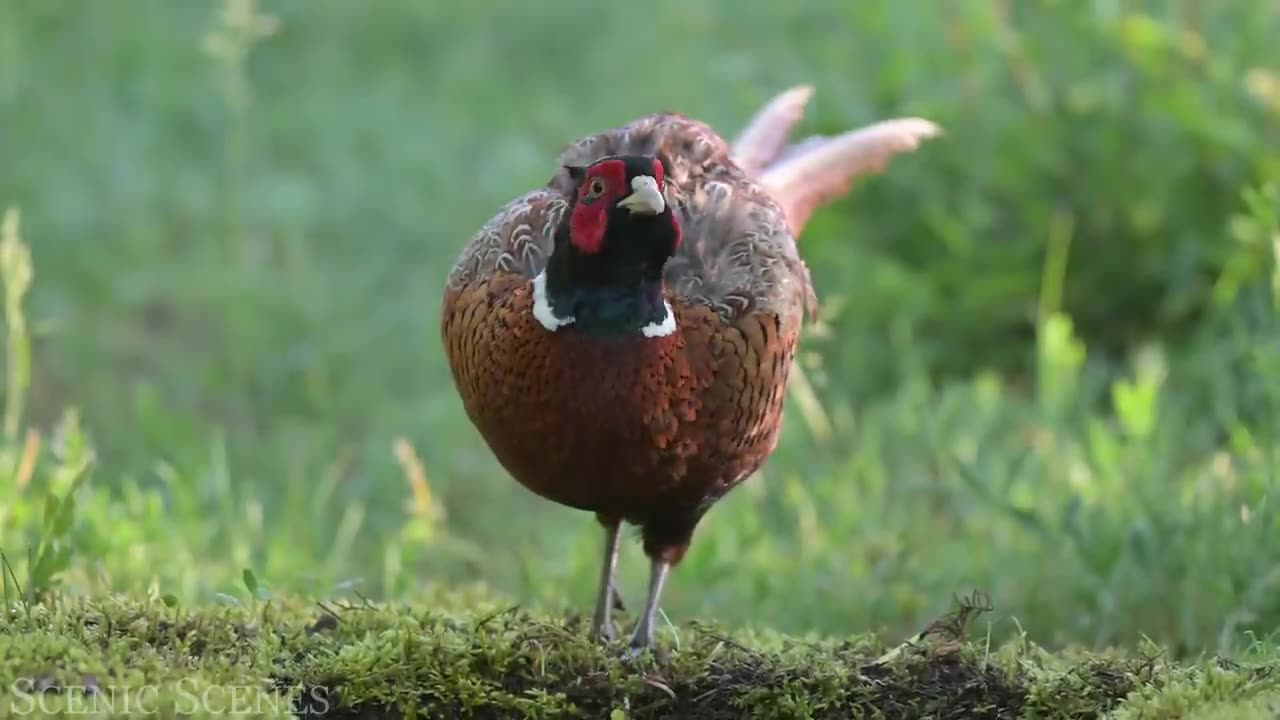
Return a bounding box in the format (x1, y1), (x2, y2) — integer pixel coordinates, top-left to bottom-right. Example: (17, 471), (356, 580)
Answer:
(1, 591), (1277, 719)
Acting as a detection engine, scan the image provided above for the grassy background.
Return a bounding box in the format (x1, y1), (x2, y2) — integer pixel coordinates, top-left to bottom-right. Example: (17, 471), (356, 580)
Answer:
(2, 0), (1280, 659)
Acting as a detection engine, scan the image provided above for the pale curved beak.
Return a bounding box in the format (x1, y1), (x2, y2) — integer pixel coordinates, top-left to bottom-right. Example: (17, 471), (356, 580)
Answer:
(617, 175), (666, 215)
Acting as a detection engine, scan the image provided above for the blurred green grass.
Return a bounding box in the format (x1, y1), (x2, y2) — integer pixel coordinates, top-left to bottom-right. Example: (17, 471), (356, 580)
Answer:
(2, 0), (1279, 656)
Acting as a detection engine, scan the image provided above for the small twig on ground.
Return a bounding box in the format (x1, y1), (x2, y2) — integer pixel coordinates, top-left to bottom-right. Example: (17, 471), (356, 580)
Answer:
(869, 590), (994, 667)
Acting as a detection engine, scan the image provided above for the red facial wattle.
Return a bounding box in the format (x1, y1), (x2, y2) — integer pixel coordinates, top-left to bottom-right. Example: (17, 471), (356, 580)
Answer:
(568, 159), (624, 255)
(568, 201), (607, 255)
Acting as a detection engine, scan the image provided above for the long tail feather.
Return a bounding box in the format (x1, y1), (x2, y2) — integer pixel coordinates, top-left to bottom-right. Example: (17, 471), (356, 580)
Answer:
(730, 84), (816, 174)
(761, 116), (942, 237)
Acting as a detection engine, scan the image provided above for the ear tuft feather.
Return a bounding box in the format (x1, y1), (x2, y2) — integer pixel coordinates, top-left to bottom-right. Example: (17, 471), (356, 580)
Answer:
(563, 165), (586, 183)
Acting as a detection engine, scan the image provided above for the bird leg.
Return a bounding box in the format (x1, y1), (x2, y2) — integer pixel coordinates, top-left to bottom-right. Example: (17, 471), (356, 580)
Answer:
(589, 517), (624, 643)
(627, 557), (671, 652)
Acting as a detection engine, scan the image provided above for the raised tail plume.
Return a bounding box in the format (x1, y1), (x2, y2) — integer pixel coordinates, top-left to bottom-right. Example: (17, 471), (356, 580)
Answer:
(730, 84), (817, 174)
(732, 85), (942, 237)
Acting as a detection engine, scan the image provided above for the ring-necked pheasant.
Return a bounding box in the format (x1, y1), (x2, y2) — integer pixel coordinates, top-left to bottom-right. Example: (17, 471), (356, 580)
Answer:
(442, 85), (939, 650)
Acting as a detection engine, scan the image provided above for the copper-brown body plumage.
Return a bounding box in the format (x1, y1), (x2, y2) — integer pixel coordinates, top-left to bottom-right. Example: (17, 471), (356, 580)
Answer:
(442, 87), (939, 649)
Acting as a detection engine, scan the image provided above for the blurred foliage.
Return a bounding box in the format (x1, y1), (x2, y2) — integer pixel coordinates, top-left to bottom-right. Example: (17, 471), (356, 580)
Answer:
(1, 0), (1279, 657)
(801, 0), (1280, 397)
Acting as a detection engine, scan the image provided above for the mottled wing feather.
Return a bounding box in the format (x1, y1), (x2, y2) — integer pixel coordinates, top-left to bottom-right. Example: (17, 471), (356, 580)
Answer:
(445, 189), (567, 293)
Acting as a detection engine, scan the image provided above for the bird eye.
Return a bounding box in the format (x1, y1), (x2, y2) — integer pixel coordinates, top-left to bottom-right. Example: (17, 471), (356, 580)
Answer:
(586, 177), (607, 198)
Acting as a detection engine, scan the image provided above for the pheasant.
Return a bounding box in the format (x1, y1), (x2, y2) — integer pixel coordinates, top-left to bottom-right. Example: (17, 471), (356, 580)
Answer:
(442, 85), (939, 650)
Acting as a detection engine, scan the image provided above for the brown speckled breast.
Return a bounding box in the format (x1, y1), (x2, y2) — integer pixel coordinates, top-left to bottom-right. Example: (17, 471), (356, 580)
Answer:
(441, 270), (798, 523)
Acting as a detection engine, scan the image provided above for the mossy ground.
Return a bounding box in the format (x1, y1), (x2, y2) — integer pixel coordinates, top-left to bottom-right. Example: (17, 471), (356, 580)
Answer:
(2, 590), (1277, 719)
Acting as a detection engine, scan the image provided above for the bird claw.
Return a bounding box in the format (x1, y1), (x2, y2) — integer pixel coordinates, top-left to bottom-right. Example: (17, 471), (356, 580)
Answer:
(623, 643), (650, 661)
(624, 623), (657, 661)
(622, 637), (672, 665)
(589, 617), (617, 645)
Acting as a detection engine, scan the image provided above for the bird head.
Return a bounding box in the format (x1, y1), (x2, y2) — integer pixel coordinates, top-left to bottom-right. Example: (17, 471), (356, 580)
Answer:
(562, 155), (681, 269)
(539, 154), (682, 336)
